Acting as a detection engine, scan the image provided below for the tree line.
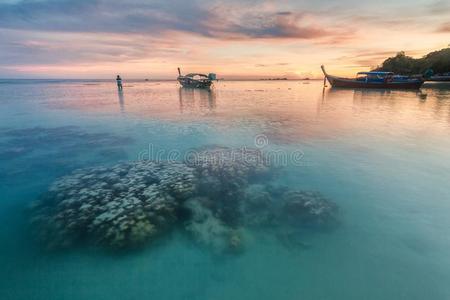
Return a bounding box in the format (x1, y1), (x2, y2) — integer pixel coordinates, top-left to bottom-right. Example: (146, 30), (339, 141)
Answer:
(374, 47), (450, 75)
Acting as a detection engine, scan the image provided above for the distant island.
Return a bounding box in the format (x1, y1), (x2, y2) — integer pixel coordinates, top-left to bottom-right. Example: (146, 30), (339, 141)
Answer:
(259, 78), (288, 81)
(374, 47), (450, 75)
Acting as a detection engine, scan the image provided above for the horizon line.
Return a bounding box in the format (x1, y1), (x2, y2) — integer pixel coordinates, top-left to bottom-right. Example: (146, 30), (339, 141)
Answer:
(0, 78), (322, 81)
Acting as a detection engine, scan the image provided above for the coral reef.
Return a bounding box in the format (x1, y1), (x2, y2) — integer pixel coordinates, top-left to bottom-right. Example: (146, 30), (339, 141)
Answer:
(29, 146), (339, 253)
(185, 146), (270, 181)
(185, 146), (271, 226)
(240, 184), (338, 229)
(30, 160), (196, 249)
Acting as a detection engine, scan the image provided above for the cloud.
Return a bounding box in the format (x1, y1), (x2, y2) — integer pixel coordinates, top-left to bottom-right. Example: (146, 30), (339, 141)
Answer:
(229, 12), (329, 39)
(436, 22), (450, 33)
(0, 0), (353, 75)
(429, 0), (450, 15)
(0, 0), (340, 40)
(0, 0), (219, 37)
(201, 3), (350, 40)
(2, 0), (441, 78)
(255, 63), (290, 67)
(0, 28), (188, 67)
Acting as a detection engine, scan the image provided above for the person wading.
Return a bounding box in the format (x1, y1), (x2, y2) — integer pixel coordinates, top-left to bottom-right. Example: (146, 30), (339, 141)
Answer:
(116, 75), (123, 91)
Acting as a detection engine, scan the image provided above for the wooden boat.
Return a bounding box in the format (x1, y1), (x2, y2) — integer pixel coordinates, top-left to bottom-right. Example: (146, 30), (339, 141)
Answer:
(177, 68), (215, 88)
(321, 65), (424, 89)
(427, 73), (450, 82)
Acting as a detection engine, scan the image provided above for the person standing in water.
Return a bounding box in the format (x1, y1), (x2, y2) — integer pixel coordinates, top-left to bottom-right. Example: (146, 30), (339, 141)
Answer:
(116, 75), (123, 91)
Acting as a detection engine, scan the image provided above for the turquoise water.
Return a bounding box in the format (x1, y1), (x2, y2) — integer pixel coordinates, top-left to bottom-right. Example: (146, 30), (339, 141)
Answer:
(1, 80), (450, 299)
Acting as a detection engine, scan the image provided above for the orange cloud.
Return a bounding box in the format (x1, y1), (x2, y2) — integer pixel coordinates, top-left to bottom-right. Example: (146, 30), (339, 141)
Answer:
(436, 22), (450, 32)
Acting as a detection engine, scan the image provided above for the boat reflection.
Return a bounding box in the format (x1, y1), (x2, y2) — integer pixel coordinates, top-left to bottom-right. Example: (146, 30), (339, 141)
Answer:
(178, 87), (216, 113)
(319, 86), (450, 126)
(44, 81), (450, 143)
(322, 87), (427, 103)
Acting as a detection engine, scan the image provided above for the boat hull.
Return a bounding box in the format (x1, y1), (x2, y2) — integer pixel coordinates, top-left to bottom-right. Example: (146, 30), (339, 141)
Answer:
(326, 75), (423, 89)
(321, 65), (424, 90)
(427, 76), (450, 82)
(177, 78), (212, 89)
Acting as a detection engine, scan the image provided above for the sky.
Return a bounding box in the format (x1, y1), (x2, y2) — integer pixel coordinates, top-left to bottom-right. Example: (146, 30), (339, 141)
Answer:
(0, 0), (449, 79)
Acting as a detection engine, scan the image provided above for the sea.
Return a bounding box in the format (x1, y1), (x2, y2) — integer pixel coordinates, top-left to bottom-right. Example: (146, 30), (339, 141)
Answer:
(0, 79), (449, 300)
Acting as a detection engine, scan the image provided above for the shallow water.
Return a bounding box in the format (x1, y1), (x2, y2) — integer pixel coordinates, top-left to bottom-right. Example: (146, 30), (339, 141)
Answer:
(1, 80), (450, 300)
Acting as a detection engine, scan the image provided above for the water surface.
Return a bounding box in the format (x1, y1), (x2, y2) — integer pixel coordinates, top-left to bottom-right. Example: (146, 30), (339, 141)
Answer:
(1, 80), (450, 300)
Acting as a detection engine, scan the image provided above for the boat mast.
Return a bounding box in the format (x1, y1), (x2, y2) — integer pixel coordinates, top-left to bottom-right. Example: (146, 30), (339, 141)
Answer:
(321, 65), (328, 87)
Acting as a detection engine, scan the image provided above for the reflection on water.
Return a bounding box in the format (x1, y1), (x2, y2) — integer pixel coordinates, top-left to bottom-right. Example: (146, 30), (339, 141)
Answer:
(1, 80), (450, 300)
(41, 80), (450, 136)
(324, 86), (428, 101)
(178, 87), (216, 113)
(320, 86), (450, 127)
(117, 90), (125, 113)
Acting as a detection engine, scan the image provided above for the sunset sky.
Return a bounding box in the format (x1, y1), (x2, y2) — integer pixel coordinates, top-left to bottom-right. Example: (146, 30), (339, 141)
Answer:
(0, 0), (449, 79)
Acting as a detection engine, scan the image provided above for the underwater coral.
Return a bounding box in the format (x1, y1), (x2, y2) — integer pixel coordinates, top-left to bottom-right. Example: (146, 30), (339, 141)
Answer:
(29, 146), (338, 253)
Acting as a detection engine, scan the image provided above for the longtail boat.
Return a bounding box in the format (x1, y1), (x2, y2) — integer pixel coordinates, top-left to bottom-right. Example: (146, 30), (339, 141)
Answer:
(428, 73), (450, 82)
(177, 68), (216, 89)
(321, 65), (424, 89)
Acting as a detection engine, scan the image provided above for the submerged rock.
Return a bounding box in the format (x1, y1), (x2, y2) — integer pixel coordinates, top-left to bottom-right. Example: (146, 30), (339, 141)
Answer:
(184, 198), (235, 252)
(240, 184), (276, 227)
(281, 191), (338, 228)
(228, 229), (245, 253)
(275, 231), (313, 251)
